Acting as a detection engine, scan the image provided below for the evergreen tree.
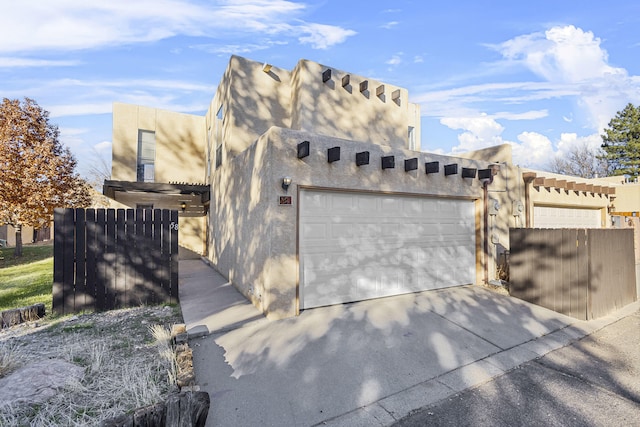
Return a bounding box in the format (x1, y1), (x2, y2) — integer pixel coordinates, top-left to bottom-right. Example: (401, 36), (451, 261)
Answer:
(601, 103), (640, 178)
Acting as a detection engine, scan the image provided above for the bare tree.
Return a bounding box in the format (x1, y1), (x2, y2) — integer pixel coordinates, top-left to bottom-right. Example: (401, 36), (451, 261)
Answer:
(84, 148), (112, 192)
(548, 142), (609, 178)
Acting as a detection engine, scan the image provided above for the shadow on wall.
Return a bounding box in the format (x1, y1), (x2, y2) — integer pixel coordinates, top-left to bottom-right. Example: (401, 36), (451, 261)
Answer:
(226, 57), (291, 156)
(509, 228), (636, 320)
(156, 119), (206, 183)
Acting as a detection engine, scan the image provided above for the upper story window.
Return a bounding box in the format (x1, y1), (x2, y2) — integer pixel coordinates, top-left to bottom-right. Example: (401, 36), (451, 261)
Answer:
(206, 126), (212, 179)
(137, 130), (155, 182)
(215, 104), (223, 169)
(408, 126), (416, 151)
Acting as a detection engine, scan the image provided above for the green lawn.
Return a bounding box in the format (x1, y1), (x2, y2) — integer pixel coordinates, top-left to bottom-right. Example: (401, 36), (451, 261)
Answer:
(0, 244), (53, 313)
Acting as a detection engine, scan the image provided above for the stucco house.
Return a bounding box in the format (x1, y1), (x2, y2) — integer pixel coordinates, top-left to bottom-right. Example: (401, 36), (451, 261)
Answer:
(105, 55), (623, 319)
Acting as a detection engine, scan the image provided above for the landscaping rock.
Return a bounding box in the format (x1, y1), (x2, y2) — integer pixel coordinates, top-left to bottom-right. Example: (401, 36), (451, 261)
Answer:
(101, 393), (209, 427)
(0, 359), (84, 407)
(1, 303), (45, 328)
(165, 391), (210, 427)
(0, 308), (21, 328)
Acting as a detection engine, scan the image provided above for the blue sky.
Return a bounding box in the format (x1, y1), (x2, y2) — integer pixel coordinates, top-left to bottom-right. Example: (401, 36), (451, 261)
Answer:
(2, 0), (640, 178)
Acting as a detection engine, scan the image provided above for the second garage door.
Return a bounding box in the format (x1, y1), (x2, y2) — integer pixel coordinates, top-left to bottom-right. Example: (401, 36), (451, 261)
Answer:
(533, 206), (601, 228)
(299, 190), (476, 309)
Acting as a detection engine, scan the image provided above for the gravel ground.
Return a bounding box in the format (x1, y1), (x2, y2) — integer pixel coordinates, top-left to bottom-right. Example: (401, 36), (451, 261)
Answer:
(0, 305), (183, 426)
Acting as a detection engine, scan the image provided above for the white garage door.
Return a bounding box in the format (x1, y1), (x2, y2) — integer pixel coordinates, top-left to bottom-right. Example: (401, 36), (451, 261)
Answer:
(533, 206), (601, 228)
(299, 190), (476, 309)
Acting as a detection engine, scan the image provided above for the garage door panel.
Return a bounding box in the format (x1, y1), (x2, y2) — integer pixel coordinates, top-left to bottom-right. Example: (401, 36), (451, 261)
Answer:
(300, 190), (476, 309)
(534, 206), (601, 228)
(301, 222), (328, 240)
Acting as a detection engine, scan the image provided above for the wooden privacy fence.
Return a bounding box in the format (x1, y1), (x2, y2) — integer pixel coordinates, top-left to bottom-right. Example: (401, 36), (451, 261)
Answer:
(53, 208), (179, 314)
(509, 228), (637, 320)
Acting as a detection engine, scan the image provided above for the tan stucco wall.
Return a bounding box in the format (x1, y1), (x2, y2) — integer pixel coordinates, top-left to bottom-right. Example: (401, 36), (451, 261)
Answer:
(0, 224), (48, 247)
(209, 126), (493, 319)
(178, 216), (205, 258)
(610, 183), (640, 213)
(206, 56), (292, 160)
(112, 103), (206, 183)
(291, 59), (420, 150)
(462, 145), (516, 281)
(522, 169), (612, 228)
(459, 145), (616, 279)
(205, 56), (421, 171)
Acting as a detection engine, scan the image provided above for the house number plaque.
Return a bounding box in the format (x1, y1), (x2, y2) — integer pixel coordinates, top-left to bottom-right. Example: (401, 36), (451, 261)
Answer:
(279, 196), (292, 206)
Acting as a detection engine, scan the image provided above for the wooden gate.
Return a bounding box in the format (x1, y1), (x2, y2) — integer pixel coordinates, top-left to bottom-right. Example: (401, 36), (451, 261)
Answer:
(509, 228), (637, 320)
(53, 208), (179, 314)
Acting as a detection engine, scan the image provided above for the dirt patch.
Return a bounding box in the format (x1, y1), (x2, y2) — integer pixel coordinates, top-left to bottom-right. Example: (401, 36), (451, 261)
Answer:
(0, 305), (183, 426)
(480, 281), (510, 296)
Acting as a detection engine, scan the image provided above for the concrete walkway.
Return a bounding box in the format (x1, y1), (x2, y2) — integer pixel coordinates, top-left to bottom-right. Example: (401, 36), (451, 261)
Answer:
(179, 259), (640, 427)
(178, 259), (267, 337)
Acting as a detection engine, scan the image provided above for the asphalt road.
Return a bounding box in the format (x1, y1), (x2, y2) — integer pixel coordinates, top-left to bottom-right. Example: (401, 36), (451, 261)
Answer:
(395, 309), (640, 427)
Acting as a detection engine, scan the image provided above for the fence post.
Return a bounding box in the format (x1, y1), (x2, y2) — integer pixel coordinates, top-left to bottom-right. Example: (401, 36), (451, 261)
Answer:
(170, 210), (179, 303)
(74, 209), (86, 311)
(115, 209), (127, 308)
(53, 208), (74, 314)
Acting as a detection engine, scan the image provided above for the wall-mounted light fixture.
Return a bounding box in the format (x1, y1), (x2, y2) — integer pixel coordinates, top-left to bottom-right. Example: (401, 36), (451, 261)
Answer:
(282, 177), (292, 191)
(180, 201), (187, 212)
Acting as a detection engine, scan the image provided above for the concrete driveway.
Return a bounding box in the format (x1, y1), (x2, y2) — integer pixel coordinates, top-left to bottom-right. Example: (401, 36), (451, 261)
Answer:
(179, 259), (637, 427)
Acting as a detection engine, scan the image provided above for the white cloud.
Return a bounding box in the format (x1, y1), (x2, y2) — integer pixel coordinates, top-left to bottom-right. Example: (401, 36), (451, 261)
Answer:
(381, 21), (399, 29)
(492, 110), (548, 120)
(50, 104), (114, 118)
(440, 114), (558, 169)
(296, 22), (357, 49)
(415, 81), (578, 118)
(492, 24), (640, 131)
(496, 25), (624, 83)
(441, 115), (504, 140)
(0, 0), (355, 53)
(94, 140), (113, 153)
(554, 132), (602, 157)
(510, 132), (554, 168)
(386, 54), (402, 66)
(191, 40), (288, 55)
(414, 55), (424, 63)
(0, 57), (81, 68)
(422, 24), (640, 167)
(59, 127), (89, 149)
(441, 115), (507, 153)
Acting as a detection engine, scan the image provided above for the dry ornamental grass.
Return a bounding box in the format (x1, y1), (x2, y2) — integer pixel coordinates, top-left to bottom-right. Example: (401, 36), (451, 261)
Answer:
(0, 305), (182, 426)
